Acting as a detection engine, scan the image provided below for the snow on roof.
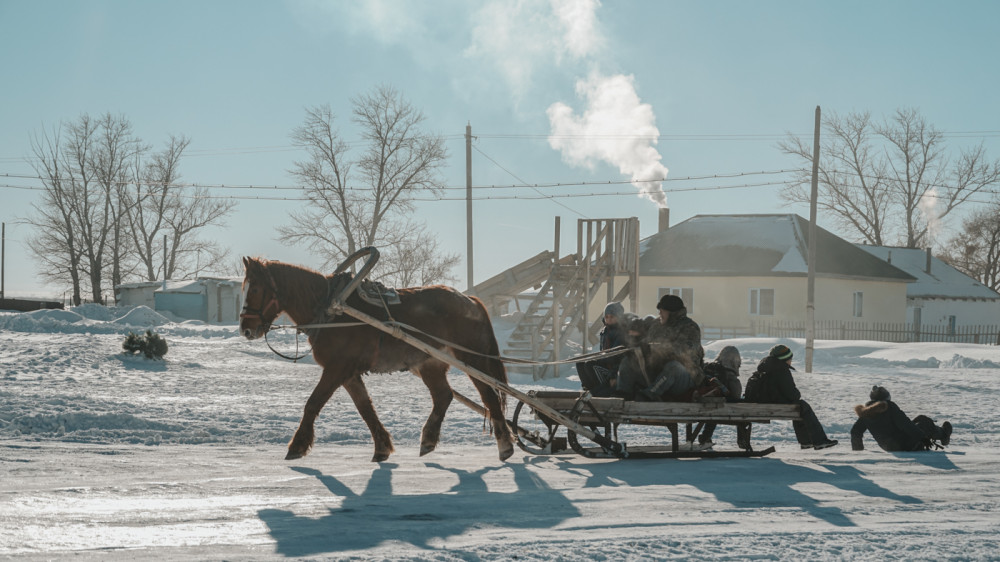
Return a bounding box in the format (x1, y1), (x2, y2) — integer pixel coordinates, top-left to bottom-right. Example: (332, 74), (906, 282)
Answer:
(640, 214), (915, 282)
(857, 245), (1000, 300)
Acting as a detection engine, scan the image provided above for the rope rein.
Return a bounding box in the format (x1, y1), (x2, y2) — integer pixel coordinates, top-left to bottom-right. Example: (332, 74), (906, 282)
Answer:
(264, 317), (636, 367)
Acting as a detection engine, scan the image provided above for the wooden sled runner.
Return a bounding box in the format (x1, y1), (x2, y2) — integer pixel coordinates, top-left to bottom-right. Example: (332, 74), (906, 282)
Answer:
(511, 391), (803, 459)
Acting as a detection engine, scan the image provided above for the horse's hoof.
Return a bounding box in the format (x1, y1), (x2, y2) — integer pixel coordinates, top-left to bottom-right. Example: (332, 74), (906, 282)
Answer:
(419, 443), (436, 457)
(285, 450), (304, 461)
(371, 452), (390, 462)
(498, 443), (514, 462)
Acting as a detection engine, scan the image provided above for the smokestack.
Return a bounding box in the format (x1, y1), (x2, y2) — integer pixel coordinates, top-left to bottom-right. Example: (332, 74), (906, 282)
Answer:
(658, 207), (670, 233)
(926, 247), (932, 274)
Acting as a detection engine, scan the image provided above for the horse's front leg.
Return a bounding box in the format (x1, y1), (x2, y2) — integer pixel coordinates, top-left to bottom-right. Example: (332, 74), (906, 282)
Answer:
(342, 376), (395, 462)
(286, 366), (353, 460)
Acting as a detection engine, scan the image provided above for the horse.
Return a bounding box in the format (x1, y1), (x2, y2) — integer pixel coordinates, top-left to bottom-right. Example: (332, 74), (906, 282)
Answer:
(238, 256), (514, 462)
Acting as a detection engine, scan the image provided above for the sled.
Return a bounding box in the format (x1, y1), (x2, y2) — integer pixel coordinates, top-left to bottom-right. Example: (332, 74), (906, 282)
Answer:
(510, 390), (803, 459)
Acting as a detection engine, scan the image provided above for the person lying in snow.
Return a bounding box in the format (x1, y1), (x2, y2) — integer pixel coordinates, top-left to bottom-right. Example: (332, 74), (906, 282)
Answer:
(851, 385), (953, 451)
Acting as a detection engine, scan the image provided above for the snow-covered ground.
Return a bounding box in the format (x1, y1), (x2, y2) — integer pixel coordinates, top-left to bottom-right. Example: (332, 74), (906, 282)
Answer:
(2, 305), (999, 560)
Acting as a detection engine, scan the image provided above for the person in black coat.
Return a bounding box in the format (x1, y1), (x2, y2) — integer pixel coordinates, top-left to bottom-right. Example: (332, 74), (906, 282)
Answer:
(851, 385), (953, 451)
(576, 302), (629, 397)
(745, 344), (838, 450)
(698, 345), (745, 446)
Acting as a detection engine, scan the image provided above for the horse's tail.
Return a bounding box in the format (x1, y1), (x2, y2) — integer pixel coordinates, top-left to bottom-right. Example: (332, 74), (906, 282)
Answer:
(465, 294), (508, 413)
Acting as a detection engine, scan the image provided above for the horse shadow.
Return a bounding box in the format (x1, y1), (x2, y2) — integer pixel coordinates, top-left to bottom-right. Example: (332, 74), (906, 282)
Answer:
(258, 461), (580, 558)
(540, 454), (923, 528)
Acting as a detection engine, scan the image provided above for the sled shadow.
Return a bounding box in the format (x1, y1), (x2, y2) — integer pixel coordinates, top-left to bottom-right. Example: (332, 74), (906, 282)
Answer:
(543, 455), (922, 528)
(258, 461), (579, 558)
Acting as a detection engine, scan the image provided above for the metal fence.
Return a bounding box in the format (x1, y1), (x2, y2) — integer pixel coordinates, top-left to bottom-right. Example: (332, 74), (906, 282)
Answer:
(701, 320), (1000, 345)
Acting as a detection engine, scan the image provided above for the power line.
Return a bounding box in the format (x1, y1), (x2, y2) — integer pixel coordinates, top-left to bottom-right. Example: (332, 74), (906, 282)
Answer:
(0, 169), (801, 192)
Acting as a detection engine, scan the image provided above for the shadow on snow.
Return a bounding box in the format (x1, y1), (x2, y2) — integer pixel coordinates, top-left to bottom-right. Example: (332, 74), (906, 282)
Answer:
(258, 461), (580, 557)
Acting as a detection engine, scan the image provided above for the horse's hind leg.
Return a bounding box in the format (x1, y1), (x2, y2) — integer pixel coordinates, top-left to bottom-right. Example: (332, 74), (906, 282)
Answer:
(287, 366), (351, 460)
(412, 359), (453, 457)
(469, 377), (515, 461)
(342, 376), (395, 462)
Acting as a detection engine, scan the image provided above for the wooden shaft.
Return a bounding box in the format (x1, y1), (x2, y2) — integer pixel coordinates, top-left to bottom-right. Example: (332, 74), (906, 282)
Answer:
(338, 304), (609, 445)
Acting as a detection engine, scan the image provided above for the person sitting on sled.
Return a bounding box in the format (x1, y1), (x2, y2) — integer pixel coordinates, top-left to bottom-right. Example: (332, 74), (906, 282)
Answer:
(851, 385), (953, 451)
(697, 345), (746, 447)
(576, 301), (629, 397)
(633, 294), (705, 401)
(744, 344), (838, 450)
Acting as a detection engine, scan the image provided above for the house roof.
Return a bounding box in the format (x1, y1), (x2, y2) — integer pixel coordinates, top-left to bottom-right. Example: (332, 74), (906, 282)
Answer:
(857, 245), (1000, 300)
(639, 214), (916, 282)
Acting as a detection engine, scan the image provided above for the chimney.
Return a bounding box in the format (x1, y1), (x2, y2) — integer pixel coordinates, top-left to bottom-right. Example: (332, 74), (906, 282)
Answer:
(926, 247), (932, 274)
(658, 207), (670, 233)
(887, 250), (892, 264)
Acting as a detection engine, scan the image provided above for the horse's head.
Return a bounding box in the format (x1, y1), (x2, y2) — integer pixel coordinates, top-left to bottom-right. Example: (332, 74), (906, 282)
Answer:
(239, 256), (281, 340)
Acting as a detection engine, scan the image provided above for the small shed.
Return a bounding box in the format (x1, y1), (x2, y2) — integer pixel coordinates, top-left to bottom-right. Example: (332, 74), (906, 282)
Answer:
(117, 277), (243, 324)
(115, 282), (162, 309)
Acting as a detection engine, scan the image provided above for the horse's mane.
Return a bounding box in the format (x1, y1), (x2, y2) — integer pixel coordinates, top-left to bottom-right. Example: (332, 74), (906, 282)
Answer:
(256, 259), (332, 313)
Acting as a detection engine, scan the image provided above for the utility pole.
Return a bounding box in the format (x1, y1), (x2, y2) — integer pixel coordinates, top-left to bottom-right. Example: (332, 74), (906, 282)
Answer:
(1, 222), (5, 301)
(466, 123), (474, 292)
(163, 234), (168, 290)
(806, 106), (821, 373)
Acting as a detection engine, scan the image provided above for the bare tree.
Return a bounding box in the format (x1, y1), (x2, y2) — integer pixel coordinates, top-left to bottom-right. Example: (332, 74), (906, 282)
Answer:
(127, 134), (235, 281)
(23, 114), (235, 302)
(779, 108), (1000, 248)
(941, 202), (1000, 292)
(88, 113), (145, 294)
(279, 85), (459, 285)
(23, 125), (85, 304)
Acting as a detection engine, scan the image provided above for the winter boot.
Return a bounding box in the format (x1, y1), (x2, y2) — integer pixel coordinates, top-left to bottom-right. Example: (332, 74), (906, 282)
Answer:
(941, 421), (953, 446)
(639, 373), (672, 402)
(813, 439), (838, 450)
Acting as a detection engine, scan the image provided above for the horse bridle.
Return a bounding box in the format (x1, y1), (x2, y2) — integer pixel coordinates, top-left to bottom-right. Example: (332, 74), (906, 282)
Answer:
(240, 269), (281, 333)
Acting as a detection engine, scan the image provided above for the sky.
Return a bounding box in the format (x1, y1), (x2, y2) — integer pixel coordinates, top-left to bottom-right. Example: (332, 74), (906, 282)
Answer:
(2, 0), (999, 298)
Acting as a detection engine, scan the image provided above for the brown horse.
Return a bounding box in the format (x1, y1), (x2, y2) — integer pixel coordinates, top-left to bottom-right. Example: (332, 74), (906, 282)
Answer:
(238, 256), (514, 462)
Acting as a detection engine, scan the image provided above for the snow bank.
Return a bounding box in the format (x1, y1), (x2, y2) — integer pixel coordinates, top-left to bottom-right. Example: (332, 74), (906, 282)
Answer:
(113, 306), (170, 327)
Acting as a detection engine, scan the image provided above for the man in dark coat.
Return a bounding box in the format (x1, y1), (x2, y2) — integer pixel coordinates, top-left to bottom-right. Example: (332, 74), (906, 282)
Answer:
(637, 294), (705, 401)
(851, 385), (953, 451)
(576, 302), (629, 397)
(745, 344), (838, 450)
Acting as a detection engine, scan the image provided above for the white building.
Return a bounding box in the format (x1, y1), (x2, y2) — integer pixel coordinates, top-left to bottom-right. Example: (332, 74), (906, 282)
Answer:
(857, 245), (1000, 329)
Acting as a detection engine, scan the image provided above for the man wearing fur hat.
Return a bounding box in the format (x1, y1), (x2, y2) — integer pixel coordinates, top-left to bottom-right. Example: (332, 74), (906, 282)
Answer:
(635, 294), (705, 401)
(851, 386), (953, 451)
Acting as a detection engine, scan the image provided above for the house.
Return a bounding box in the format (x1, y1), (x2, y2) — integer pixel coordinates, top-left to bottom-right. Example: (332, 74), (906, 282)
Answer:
(116, 277), (244, 324)
(857, 245), (1000, 330)
(590, 213), (916, 331)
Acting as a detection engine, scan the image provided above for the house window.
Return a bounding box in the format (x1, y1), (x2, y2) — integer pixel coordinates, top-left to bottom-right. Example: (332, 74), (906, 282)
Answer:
(659, 287), (694, 314)
(948, 315), (957, 336)
(749, 288), (774, 316)
(853, 292), (863, 318)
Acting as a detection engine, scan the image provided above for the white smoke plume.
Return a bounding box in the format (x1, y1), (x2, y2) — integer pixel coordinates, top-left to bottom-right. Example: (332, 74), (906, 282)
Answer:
(918, 187), (942, 244)
(547, 72), (669, 207)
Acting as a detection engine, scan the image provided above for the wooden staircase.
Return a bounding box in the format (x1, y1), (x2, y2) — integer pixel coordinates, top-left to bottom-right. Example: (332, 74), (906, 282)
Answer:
(503, 218), (640, 380)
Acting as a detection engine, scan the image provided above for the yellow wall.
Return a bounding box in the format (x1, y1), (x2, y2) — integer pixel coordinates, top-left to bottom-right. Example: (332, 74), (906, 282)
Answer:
(587, 275), (908, 328)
